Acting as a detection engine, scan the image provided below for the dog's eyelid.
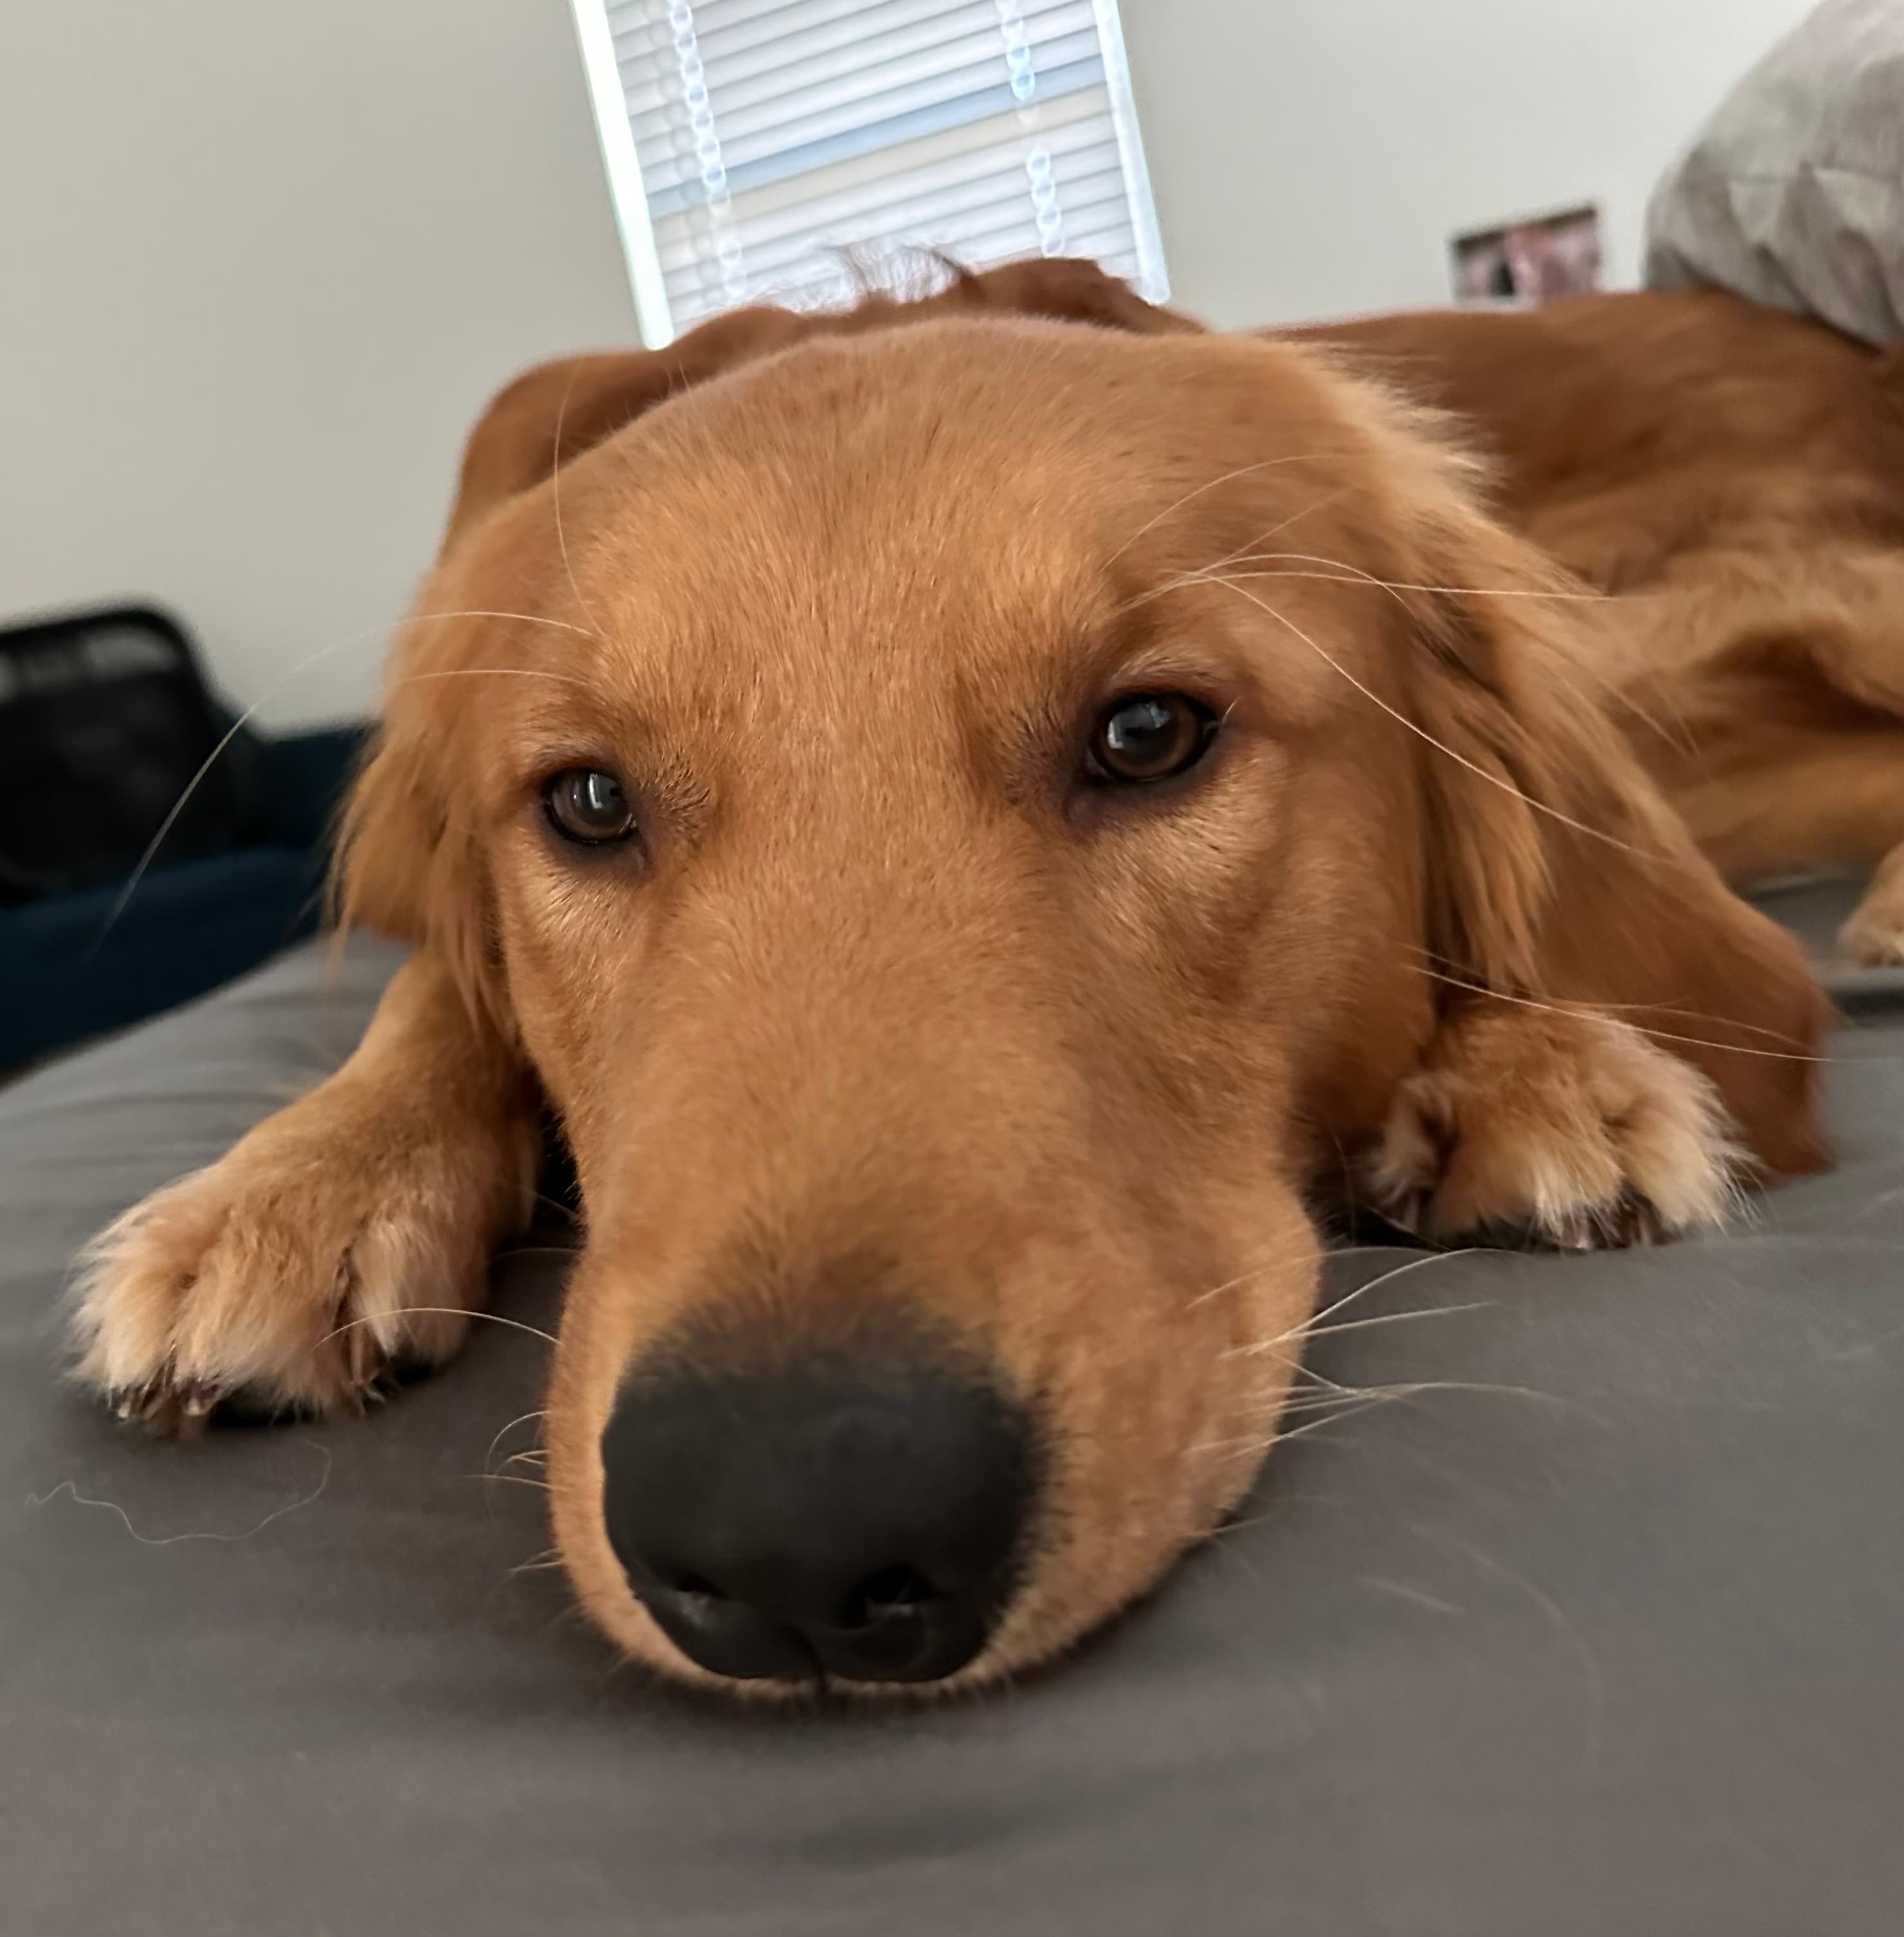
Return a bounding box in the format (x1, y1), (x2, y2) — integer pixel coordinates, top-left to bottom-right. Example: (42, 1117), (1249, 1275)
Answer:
(1087, 622), (1242, 701)
(523, 741), (627, 780)
(520, 749), (645, 810)
(1097, 670), (1230, 715)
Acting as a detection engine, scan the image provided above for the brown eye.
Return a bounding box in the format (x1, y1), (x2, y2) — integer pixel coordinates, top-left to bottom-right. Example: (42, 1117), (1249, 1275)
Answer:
(1087, 693), (1217, 784)
(543, 768), (635, 845)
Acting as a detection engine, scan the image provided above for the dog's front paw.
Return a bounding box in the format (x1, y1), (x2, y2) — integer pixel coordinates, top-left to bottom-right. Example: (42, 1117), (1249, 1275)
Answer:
(72, 1092), (532, 1428)
(1367, 1005), (1740, 1249)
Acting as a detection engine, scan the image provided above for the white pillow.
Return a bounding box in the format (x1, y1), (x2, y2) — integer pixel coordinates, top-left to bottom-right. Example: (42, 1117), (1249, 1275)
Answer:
(1645, 0), (1903, 346)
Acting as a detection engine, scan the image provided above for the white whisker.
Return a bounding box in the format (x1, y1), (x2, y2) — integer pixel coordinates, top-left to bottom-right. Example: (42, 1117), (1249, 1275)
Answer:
(1238, 1376), (1580, 1418)
(548, 367), (611, 645)
(1409, 962), (1837, 1064)
(1218, 554), (1608, 602)
(484, 1407), (550, 1472)
(89, 604), (600, 951)
(476, 1470), (552, 1493)
(1397, 944), (1824, 1047)
(408, 607), (602, 640)
(1104, 454), (1345, 565)
(316, 1308), (558, 1350)
(1189, 1396), (1393, 1458)
(1189, 572), (1670, 866)
(1180, 495), (1354, 583)
(1183, 1253), (1281, 1311)
(89, 636), (373, 951)
(1228, 1247), (1489, 1360)
(1223, 1297), (1494, 1358)
(1126, 557), (1610, 618)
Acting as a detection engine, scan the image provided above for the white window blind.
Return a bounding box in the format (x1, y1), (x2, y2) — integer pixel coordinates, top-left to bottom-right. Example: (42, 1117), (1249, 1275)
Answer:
(570, 0), (1169, 346)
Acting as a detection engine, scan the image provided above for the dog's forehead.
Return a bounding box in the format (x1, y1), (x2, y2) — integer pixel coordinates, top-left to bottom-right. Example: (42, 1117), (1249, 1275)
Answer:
(548, 324), (1349, 707)
(544, 343), (1109, 705)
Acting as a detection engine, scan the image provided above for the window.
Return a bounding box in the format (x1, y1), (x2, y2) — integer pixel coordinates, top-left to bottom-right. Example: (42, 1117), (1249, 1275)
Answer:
(570, 0), (1168, 347)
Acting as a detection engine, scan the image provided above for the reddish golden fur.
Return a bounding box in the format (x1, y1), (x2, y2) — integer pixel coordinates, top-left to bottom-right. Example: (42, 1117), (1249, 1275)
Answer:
(1289, 291), (1904, 950)
(73, 264), (1859, 1693)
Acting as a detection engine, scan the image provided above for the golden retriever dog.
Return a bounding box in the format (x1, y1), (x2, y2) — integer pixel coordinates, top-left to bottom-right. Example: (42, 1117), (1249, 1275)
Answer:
(73, 261), (1855, 1695)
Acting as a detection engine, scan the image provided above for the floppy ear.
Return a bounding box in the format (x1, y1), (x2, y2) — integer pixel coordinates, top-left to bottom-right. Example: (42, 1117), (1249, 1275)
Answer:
(1393, 482), (1831, 1176)
(334, 597), (511, 1040)
(924, 257), (1201, 336)
(442, 305), (811, 550)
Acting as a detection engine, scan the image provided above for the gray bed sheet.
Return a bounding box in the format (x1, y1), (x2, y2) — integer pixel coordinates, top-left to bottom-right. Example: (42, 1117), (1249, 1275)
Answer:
(1, 884), (1898, 1937)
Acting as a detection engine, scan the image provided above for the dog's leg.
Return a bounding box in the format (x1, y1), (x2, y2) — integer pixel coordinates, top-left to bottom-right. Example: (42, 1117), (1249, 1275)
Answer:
(73, 954), (541, 1425)
(1612, 554), (1904, 960)
(1843, 840), (1904, 966)
(1366, 1004), (1739, 1249)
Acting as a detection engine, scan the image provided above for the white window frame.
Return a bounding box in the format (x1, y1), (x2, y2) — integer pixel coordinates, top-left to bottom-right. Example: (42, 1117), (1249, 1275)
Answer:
(568, 0), (1168, 348)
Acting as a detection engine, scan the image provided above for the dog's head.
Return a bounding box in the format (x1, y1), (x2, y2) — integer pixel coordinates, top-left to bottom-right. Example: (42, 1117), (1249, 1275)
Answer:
(342, 267), (1821, 1693)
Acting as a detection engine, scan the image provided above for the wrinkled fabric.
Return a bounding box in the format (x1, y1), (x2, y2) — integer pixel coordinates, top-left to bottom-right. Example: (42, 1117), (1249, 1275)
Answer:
(1646, 0), (1904, 346)
(2, 888), (1898, 1937)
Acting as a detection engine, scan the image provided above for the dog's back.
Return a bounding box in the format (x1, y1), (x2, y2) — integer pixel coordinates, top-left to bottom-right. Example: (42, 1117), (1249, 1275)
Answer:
(1291, 290), (1904, 954)
(1286, 289), (1902, 579)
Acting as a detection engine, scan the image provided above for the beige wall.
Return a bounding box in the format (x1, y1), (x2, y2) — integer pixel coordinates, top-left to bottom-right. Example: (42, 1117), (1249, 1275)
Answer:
(0, 0), (1819, 726)
(0, 1), (638, 728)
(1121, 0), (1819, 327)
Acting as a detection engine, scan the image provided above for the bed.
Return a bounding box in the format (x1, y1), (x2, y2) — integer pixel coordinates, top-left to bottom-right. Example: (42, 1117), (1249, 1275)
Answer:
(1, 879), (1896, 1936)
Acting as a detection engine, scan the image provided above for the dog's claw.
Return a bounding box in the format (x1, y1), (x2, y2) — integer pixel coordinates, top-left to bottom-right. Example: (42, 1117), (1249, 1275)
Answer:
(174, 1381), (222, 1439)
(105, 1371), (228, 1437)
(1597, 1189), (1665, 1248)
(1370, 1187), (1427, 1239)
(1372, 1189), (1671, 1256)
(341, 1321), (385, 1396)
(1550, 1210), (1596, 1252)
(111, 1376), (166, 1425)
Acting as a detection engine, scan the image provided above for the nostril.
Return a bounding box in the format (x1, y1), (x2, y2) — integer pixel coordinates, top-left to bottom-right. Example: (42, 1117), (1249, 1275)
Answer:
(601, 1338), (1036, 1683)
(664, 1572), (734, 1627)
(838, 1564), (939, 1631)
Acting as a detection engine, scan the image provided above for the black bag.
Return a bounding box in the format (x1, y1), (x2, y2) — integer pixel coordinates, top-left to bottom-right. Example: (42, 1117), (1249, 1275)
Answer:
(0, 605), (258, 906)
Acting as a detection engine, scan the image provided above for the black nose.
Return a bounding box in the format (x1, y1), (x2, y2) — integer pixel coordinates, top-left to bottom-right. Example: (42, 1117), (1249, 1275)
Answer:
(600, 1338), (1034, 1684)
